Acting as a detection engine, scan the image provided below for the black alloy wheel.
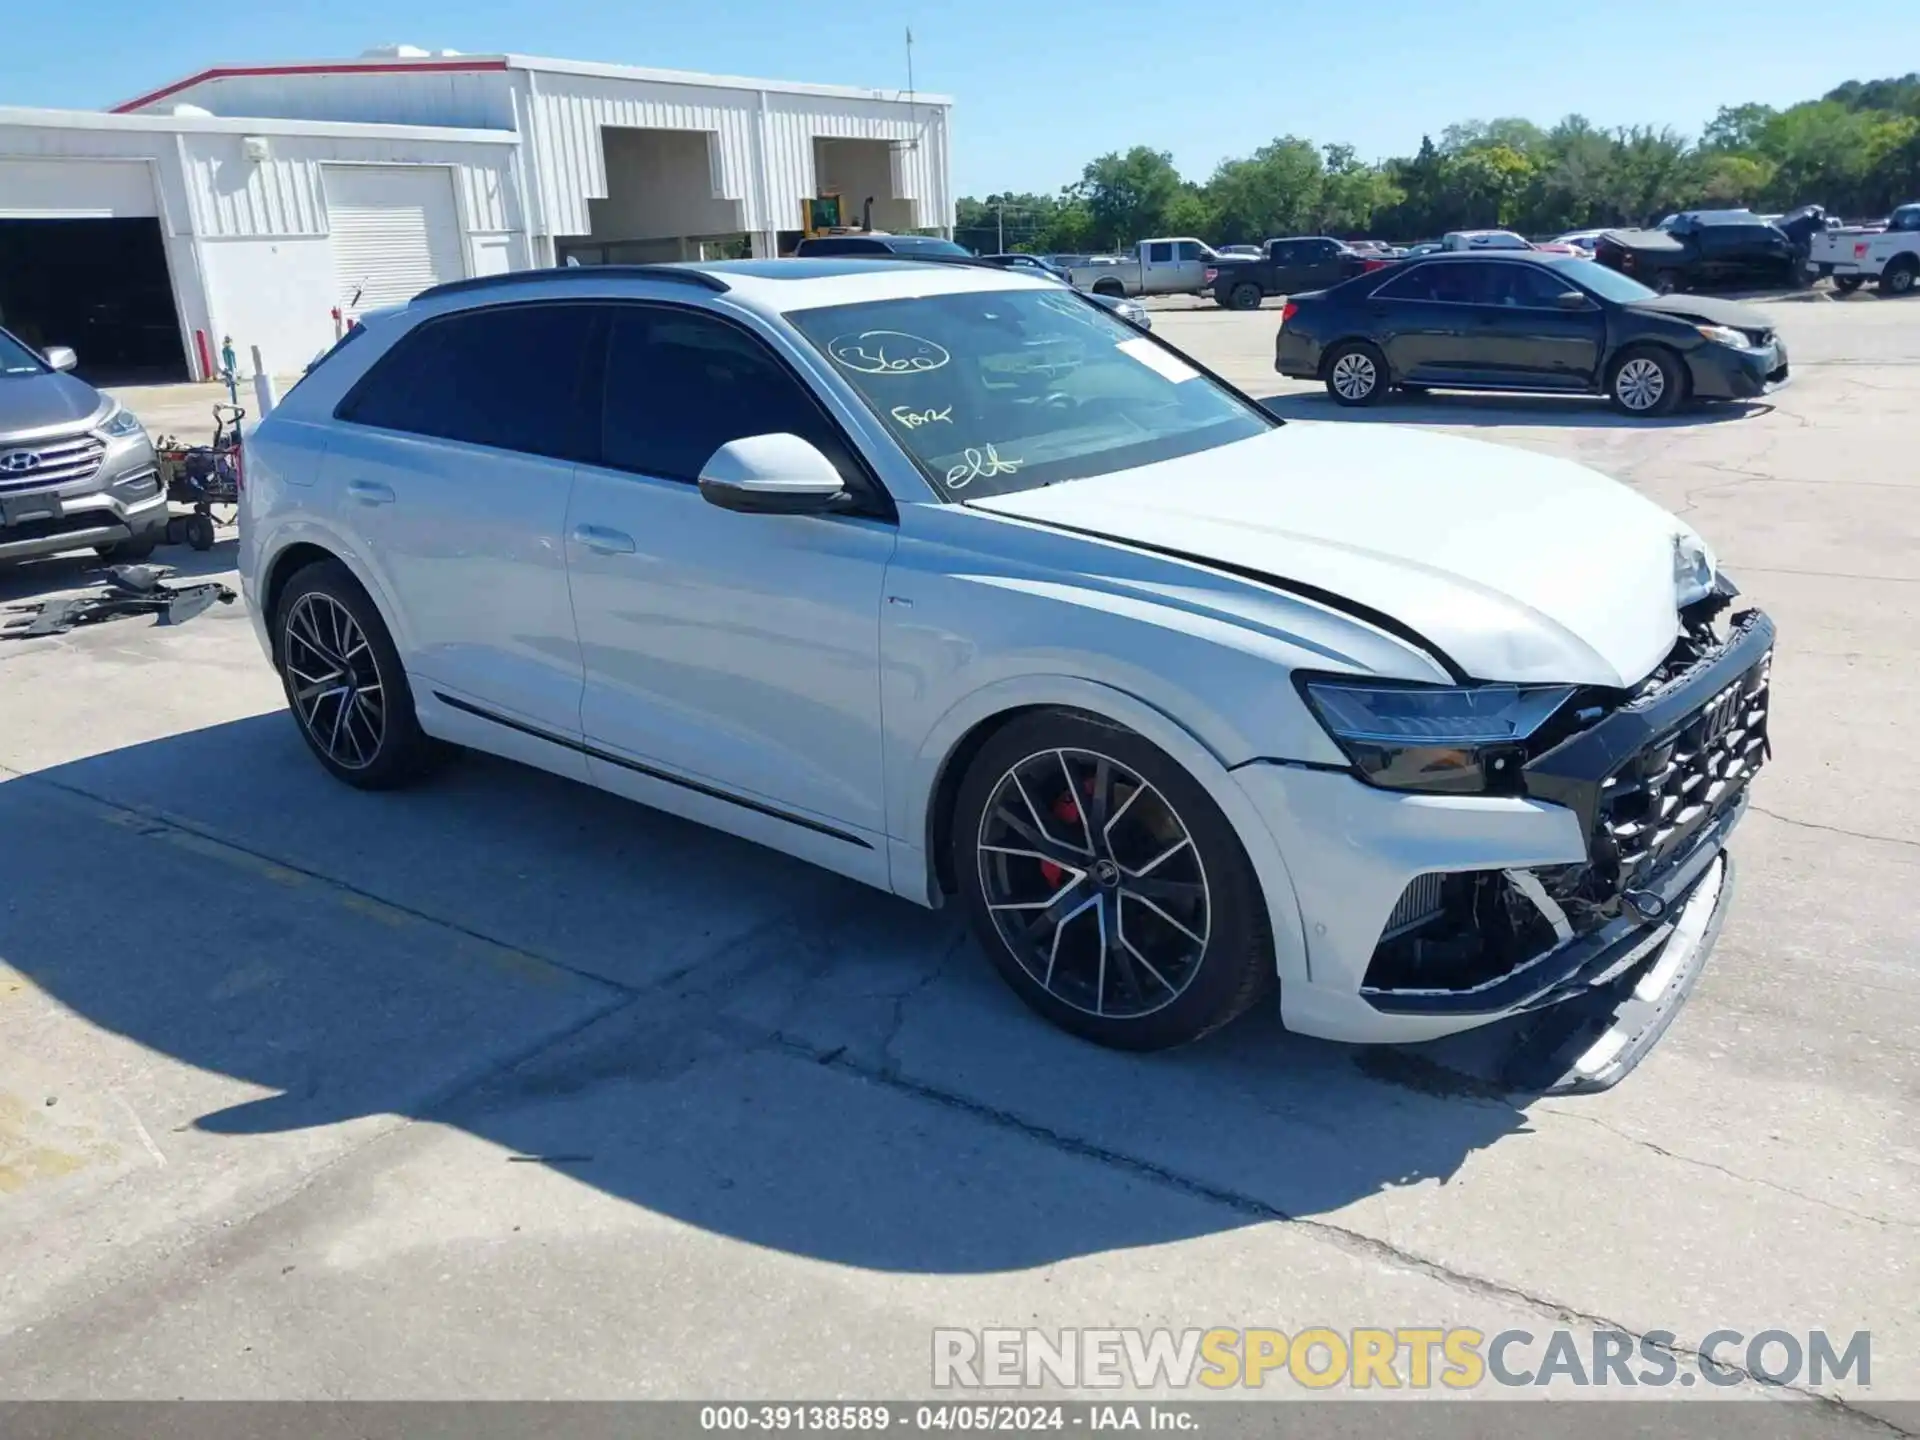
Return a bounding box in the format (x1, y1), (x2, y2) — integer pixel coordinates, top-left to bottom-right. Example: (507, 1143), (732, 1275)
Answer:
(953, 710), (1271, 1050)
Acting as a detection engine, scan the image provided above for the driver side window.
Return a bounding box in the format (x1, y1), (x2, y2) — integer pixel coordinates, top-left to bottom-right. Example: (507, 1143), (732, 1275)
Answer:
(596, 305), (871, 500)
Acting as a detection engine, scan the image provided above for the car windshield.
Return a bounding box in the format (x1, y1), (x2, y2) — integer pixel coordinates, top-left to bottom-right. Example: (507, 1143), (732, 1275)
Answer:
(1546, 257), (1659, 303)
(0, 331), (47, 376)
(786, 288), (1274, 501)
(886, 236), (973, 256)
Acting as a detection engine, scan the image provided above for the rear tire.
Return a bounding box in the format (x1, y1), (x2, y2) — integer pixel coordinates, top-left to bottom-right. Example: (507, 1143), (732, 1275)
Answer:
(1092, 279), (1126, 298)
(1833, 274), (1865, 295)
(951, 709), (1272, 1051)
(1880, 257), (1917, 296)
(273, 559), (439, 790)
(1606, 345), (1685, 417)
(1227, 282), (1263, 311)
(1323, 341), (1388, 406)
(1654, 271), (1682, 295)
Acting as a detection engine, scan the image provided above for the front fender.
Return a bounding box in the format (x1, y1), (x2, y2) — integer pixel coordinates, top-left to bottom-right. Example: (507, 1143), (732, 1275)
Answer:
(890, 672), (1311, 996)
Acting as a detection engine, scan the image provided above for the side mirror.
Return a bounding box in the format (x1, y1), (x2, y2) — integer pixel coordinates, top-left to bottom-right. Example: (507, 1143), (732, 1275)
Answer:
(43, 346), (78, 373)
(1554, 291), (1589, 310)
(698, 433), (847, 516)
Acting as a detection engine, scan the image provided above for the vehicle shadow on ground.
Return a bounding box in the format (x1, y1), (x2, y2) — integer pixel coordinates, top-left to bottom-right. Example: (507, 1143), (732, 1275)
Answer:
(3, 712), (1538, 1275)
(1258, 390), (1770, 429)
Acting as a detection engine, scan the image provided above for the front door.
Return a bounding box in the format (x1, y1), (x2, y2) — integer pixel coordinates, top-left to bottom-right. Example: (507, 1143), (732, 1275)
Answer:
(1467, 263), (1607, 387)
(565, 302), (897, 871)
(318, 301), (598, 737)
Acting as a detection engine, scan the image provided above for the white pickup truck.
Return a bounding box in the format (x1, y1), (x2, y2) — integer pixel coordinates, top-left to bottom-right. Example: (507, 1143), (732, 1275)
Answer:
(1067, 238), (1221, 298)
(1807, 203), (1920, 295)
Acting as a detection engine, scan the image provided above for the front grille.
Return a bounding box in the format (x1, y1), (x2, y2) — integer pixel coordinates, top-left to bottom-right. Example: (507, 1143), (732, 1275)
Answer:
(0, 433), (108, 495)
(1382, 873), (1447, 939)
(1594, 652), (1770, 894)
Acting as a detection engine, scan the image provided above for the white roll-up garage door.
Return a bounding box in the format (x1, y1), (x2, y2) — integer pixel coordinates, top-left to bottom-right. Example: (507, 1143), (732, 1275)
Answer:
(324, 165), (465, 318)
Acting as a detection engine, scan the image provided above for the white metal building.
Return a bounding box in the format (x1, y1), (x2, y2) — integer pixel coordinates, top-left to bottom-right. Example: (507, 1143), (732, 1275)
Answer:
(0, 50), (953, 383)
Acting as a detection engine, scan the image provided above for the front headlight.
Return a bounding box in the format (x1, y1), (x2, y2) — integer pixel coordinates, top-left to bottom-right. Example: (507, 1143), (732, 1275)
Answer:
(1696, 323), (1751, 349)
(1300, 679), (1575, 794)
(98, 404), (147, 440)
(1673, 532), (1716, 609)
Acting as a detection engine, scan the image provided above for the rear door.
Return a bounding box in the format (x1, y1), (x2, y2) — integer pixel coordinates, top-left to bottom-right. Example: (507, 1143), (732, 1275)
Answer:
(321, 302), (597, 739)
(1368, 262), (1493, 382)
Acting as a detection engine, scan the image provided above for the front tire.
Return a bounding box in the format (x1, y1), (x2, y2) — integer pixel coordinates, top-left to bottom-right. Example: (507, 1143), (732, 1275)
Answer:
(952, 710), (1272, 1051)
(1323, 341), (1388, 406)
(273, 559), (438, 790)
(1606, 345), (1685, 417)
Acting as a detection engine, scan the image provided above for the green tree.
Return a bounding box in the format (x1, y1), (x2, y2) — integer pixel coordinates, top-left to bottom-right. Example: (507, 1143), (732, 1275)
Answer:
(1078, 147), (1185, 248)
(1204, 136), (1324, 241)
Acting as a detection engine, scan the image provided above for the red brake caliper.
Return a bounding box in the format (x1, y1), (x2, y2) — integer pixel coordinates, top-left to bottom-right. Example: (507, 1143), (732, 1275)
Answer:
(1040, 787), (1087, 889)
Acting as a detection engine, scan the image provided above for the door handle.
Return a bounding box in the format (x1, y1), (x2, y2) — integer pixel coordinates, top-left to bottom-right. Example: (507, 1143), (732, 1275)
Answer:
(571, 524), (636, 555)
(346, 480), (395, 506)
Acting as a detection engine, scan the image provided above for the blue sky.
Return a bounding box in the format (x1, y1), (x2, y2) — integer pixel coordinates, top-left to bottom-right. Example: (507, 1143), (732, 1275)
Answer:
(0, 0), (1905, 196)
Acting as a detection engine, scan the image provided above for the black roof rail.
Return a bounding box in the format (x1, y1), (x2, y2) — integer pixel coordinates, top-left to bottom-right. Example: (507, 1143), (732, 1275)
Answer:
(416, 263), (730, 302)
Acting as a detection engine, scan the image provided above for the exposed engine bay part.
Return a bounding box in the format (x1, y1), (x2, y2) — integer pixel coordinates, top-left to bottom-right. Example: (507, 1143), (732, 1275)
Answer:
(2, 564), (236, 639)
(1363, 603), (1771, 1002)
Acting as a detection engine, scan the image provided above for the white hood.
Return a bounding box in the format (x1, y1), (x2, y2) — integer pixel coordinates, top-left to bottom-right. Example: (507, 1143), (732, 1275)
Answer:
(969, 422), (1694, 687)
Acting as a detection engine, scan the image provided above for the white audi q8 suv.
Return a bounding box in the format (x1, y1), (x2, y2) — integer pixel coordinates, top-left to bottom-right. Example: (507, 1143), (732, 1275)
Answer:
(239, 259), (1772, 1091)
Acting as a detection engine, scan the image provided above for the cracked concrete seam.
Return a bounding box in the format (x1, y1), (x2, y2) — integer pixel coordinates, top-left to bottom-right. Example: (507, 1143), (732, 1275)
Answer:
(770, 1034), (1916, 1435)
(1750, 804), (1919, 852)
(1537, 1106), (1914, 1231)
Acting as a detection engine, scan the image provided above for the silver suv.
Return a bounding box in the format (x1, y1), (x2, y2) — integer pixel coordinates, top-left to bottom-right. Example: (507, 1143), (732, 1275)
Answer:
(0, 328), (167, 566)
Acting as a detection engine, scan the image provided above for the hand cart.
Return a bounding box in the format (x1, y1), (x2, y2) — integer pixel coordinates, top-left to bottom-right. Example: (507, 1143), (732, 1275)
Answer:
(152, 403), (244, 551)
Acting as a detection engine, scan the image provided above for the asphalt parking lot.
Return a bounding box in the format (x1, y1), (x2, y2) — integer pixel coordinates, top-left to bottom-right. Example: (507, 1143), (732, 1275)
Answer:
(1, 295), (1914, 1419)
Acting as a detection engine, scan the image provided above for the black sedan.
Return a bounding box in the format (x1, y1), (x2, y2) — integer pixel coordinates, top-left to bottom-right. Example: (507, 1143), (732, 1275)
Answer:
(1274, 252), (1789, 416)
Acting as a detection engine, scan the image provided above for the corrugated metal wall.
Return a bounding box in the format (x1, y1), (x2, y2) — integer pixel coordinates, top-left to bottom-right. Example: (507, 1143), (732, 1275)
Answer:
(521, 72), (952, 240)
(762, 96), (949, 232)
(135, 71), (516, 131)
(174, 132), (516, 238)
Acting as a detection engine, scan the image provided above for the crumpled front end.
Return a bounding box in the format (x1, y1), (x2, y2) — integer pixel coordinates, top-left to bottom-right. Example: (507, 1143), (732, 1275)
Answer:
(1236, 595), (1774, 1091)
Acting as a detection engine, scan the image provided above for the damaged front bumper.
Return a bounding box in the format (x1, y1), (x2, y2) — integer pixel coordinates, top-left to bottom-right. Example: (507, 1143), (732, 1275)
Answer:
(1233, 607), (1773, 1091)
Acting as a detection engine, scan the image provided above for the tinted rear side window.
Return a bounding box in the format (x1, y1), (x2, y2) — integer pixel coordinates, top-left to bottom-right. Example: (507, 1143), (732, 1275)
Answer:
(338, 303), (599, 459)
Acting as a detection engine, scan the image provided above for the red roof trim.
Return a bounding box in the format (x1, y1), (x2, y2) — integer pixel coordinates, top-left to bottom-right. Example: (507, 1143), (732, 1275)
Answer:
(110, 58), (509, 114)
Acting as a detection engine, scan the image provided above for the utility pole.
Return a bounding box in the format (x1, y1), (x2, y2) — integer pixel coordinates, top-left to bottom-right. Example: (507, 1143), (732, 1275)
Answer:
(996, 199), (1005, 254)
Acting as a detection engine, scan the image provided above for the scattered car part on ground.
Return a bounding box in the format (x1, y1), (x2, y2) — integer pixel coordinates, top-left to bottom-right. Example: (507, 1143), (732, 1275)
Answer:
(1274, 251), (1788, 414)
(0, 327), (169, 567)
(2, 563), (236, 637)
(1806, 202), (1920, 295)
(1204, 236), (1379, 310)
(239, 257), (1771, 1087)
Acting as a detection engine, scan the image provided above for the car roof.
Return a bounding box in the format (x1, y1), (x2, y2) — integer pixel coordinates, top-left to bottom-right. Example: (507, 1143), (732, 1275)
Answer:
(412, 257), (1054, 321)
(1395, 251), (1566, 264)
